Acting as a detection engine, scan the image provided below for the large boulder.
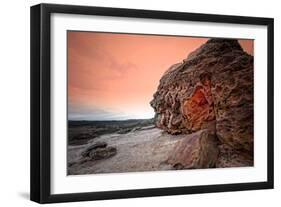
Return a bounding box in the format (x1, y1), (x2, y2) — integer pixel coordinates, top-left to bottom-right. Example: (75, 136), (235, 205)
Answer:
(167, 130), (219, 169)
(151, 39), (254, 165)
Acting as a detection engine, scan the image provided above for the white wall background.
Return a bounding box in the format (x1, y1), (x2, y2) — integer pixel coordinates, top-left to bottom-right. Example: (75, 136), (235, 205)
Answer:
(0, 0), (279, 206)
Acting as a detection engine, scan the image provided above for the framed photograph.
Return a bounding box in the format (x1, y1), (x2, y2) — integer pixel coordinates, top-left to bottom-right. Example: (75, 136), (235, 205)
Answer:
(30, 3), (274, 203)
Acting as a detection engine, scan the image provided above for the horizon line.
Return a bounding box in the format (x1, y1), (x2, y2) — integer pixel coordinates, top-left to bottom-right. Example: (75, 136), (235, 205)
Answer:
(68, 118), (154, 122)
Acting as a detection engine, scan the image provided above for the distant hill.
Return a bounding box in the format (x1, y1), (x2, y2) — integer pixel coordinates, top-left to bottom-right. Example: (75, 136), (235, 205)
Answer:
(68, 118), (154, 127)
(68, 118), (155, 146)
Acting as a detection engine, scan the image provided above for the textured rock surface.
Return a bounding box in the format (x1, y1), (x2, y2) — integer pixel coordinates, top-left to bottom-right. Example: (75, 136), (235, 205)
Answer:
(68, 128), (186, 174)
(68, 128), (220, 175)
(151, 38), (254, 167)
(167, 130), (219, 169)
(81, 141), (107, 157)
(216, 144), (253, 167)
(81, 141), (117, 160)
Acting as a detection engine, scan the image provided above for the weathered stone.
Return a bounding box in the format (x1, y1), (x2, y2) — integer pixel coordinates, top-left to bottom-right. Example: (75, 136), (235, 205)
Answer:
(81, 141), (108, 157)
(167, 130), (219, 169)
(151, 38), (253, 166)
(216, 144), (254, 167)
(89, 147), (117, 160)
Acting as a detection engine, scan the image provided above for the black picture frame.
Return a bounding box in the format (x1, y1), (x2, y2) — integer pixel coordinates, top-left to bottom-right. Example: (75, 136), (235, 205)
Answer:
(30, 3), (274, 204)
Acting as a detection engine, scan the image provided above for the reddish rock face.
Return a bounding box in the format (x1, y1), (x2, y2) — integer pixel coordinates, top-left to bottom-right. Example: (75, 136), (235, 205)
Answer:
(151, 38), (254, 167)
(181, 76), (215, 132)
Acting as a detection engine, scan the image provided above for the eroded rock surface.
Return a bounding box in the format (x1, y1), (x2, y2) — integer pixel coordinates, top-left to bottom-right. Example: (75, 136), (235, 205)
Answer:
(151, 38), (253, 167)
(216, 144), (253, 167)
(81, 141), (117, 161)
(81, 141), (108, 157)
(167, 130), (219, 169)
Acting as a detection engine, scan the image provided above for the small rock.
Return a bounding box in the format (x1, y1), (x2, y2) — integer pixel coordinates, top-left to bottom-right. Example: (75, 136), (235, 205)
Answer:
(81, 142), (107, 157)
(81, 141), (117, 161)
(89, 147), (117, 160)
(118, 128), (132, 134)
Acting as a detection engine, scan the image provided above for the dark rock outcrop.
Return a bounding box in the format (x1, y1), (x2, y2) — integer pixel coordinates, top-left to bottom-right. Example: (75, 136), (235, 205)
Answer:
(151, 38), (253, 168)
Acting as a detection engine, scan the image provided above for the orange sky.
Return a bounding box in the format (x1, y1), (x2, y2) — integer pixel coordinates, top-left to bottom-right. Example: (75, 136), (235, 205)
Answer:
(68, 31), (253, 120)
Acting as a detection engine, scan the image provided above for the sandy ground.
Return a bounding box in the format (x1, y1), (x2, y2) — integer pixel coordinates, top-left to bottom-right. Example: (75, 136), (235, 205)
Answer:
(67, 127), (188, 175)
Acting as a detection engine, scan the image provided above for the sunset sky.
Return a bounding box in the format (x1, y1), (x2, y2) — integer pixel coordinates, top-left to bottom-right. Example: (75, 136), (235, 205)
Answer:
(68, 31), (253, 120)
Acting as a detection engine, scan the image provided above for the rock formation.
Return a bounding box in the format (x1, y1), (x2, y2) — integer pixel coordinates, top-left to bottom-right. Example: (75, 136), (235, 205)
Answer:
(81, 141), (117, 160)
(151, 38), (254, 168)
(167, 129), (219, 169)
